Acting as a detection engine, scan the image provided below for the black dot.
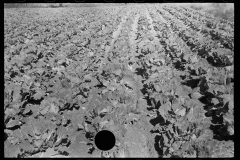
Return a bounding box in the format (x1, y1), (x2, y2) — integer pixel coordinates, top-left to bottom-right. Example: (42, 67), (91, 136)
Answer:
(94, 130), (116, 151)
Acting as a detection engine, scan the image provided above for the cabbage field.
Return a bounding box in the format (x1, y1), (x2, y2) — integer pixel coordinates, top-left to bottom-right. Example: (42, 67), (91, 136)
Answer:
(4, 4), (234, 158)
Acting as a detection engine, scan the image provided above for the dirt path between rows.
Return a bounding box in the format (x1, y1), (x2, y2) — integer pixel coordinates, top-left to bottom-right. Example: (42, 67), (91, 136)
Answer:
(129, 12), (140, 57)
(105, 10), (131, 58)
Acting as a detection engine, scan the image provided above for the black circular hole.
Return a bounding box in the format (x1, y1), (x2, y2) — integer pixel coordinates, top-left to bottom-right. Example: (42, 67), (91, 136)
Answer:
(94, 130), (116, 151)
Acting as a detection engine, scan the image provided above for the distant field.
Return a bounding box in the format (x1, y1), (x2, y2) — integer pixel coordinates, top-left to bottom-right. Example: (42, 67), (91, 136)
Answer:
(4, 3), (234, 22)
(172, 3), (234, 22)
(4, 3), (126, 8)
